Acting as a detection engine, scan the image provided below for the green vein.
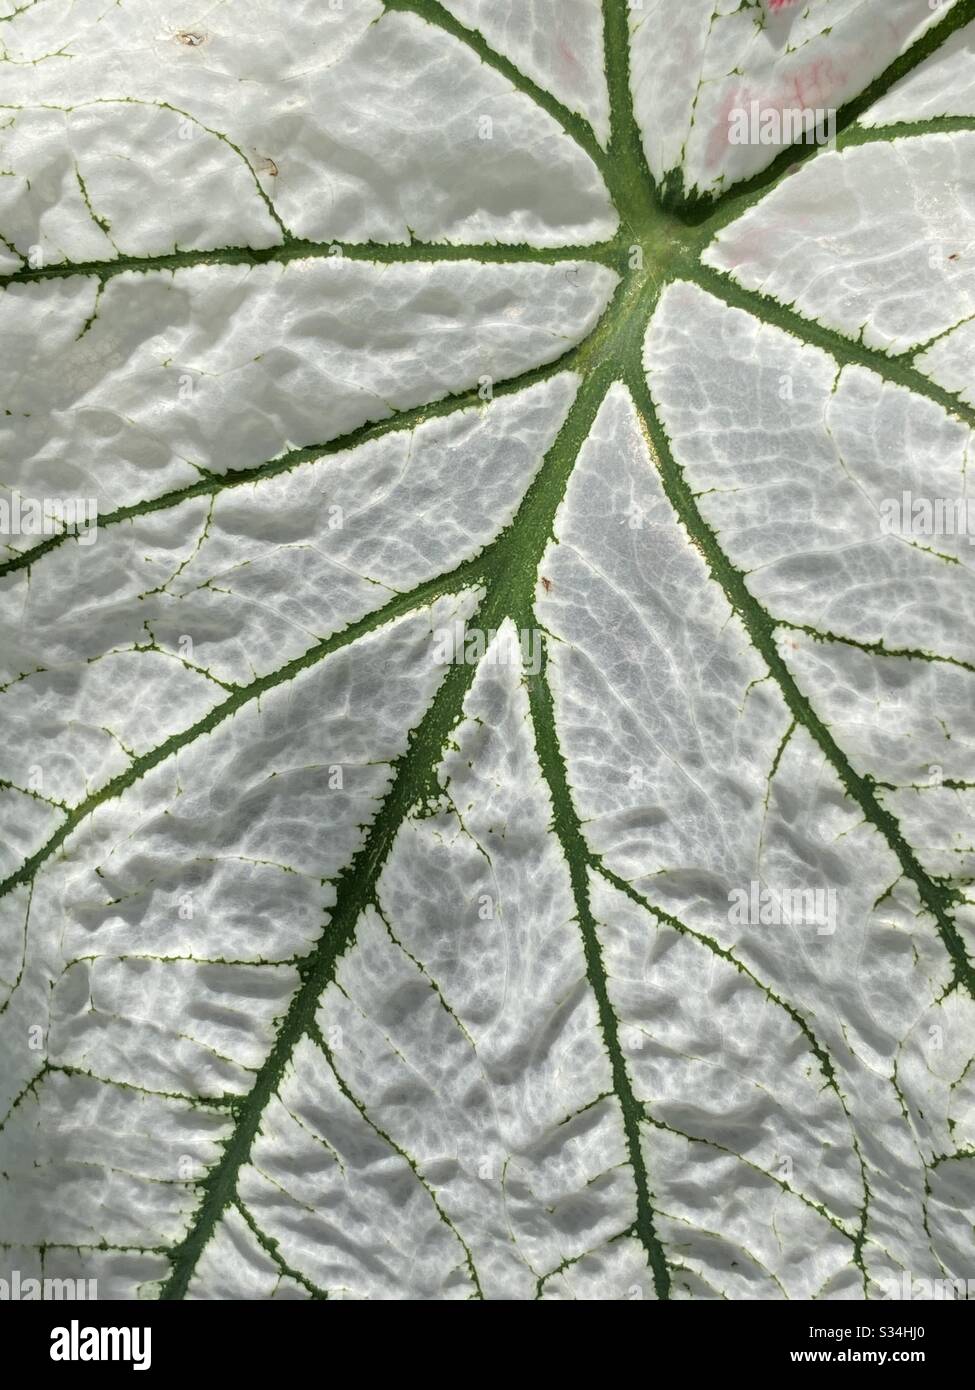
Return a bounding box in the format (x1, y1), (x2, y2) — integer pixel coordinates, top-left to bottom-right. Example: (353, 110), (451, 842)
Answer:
(122, 97), (291, 240)
(591, 862), (840, 1097)
(766, 718), (797, 791)
(689, 264), (975, 433)
(74, 168), (112, 241)
(308, 1022), (483, 1298)
(383, 0), (609, 177)
(522, 636), (671, 1299)
(0, 322), (610, 582)
(233, 1197), (329, 1300)
(673, 0), (975, 226)
(0, 0), (46, 22)
(777, 620), (975, 678)
(0, 562), (484, 908)
(644, 1114), (855, 1240)
(840, 116), (975, 148)
(157, 361), (625, 1297)
(157, 614), (490, 1298)
(601, 0), (659, 233)
(0, 234), (619, 289)
(533, 1228), (632, 1299)
(930, 1149), (975, 1170)
(589, 861), (871, 1282)
(626, 364), (975, 1001)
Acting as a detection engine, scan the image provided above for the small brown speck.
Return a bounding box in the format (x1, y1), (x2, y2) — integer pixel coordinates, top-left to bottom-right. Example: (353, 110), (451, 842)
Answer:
(175, 31), (206, 46)
(541, 577), (553, 593)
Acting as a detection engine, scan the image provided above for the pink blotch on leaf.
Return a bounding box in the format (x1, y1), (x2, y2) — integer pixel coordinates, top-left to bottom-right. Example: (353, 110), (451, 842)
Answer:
(556, 37), (580, 78)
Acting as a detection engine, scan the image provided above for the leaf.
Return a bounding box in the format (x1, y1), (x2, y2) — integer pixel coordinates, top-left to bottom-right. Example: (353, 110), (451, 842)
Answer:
(0, 0), (974, 1302)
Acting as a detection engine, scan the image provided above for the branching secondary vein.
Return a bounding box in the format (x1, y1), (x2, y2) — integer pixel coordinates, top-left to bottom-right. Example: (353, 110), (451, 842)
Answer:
(689, 265), (975, 433)
(0, 331), (604, 581)
(524, 643), (671, 1299)
(626, 365), (975, 1000)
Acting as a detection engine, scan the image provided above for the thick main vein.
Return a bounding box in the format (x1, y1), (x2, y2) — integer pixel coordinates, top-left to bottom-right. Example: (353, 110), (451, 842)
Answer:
(158, 599), (492, 1299)
(0, 235), (618, 290)
(600, 0), (660, 233)
(160, 362), (619, 1298)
